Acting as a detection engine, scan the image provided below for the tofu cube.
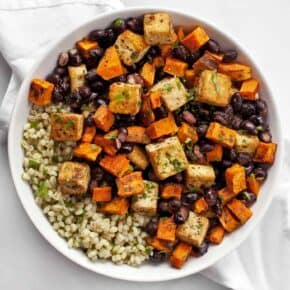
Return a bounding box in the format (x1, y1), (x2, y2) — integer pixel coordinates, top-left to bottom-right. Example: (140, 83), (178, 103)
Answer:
(28, 79), (54, 106)
(176, 211), (209, 247)
(50, 113), (84, 141)
(186, 164), (215, 188)
(196, 70), (232, 107)
(109, 82), (142, 115)
(146, 136), (188, 180)
(68, 64), (87, 92)
(150, 77), (188, 111)
(144, 13), (175, 45)
(131, 180), (159, 216)
(115, 30), (150, 66)
(127, 145), (149, 170)
(235, 133), (259, 154)
(58, 162), (90, 194)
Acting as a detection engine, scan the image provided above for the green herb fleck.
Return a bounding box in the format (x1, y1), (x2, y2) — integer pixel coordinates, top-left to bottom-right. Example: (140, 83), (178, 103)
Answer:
(65, 120), (75, 129)
(211, 69), (220, 93)
(53, 114), (62, 123)
(217, 133), (224, 142)
(30, 120), (40, 129)
(132, 196), (138, 203)
(176, 78), (182, 90)
(131, 52), (139, 61)
(172, 41), (180, 48)
(163, 84), (173, 93)
(256, 125), (263, 131)
(35, 182), (49, 198)
(106, 132), (118, 139)
(115, 89), (130, 102)
(91, 144), (98, 150)
(28, 159), (40, 169)
(114, 18), (123, 28)
(186, 90), (195, 101)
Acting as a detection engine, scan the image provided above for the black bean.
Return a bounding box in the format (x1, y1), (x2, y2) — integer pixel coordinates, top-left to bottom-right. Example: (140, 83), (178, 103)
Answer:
(113, 74), (127, 83)
(47, 73), (61, 85)
(158, 200), (171, 216)
(117, 132), (127, 143)
(248, 115), (264, 126)
(223, 49), (238, 62)
(150, 250), (167, 263)
(200, 142), (215, 153)
(91, 167), (104, 181)
(119, 143), (133, 154)
(86, 48), (104, 68)
(86, 69), (100, 83)
(213, 111), (228, 126)
(259, 131), (272, 143)
(84, 112), (95, 126)
(95, 98), (108, 107)
(104, 28), (116, 48)
(241, 120), (257, 135)
(90, 80), (106, 93)
(241, 102), (256, 118)
(89, 179), (99, 193)
(65, 91), (82, 109)
(253, 167), (267, 181)
(127, 73), (144, 86)
(206, 39), (220, 53)
(256, 99), (268, 116)
(221, 159), (232, 168)
(229, 148), (237, 161)
(89, 29), (106, 42)
(54, 66), (67, 77)
(209, 217), (220, 229)
(197, 124), (208, 137)
(168, 198), (181, 213)
(126, 17), (143, 34)
(52, 87), (64, 103)
(154, 106), (168, 120)
(174, 206), (189, 224)
(193, 241), (209, 256)
(58, 52), (69, 67)
(145, 217), (158, 236)
(231, 92), (243, 112)
(78, 86), (91, 99)
(223, 104), (234, 117)
(183, 192), (200, 204)
(114, 138), (122, 150)
(148, 170), (159, 182)
(172, 173), (183, 183)
(186, 50), (201, 65)
(231, 115), (243, 130)
(204, 187), (217, 206)
(245, 163), (254, 175)
(237, 152), (252, 166)
(112, 18), (127, 34)
(147, 46), (161, 57)
(182, 111), (196, 125)
(238, 191), (257, 207)
(212, 198), (223, 216)
(172, 45), (189, 62)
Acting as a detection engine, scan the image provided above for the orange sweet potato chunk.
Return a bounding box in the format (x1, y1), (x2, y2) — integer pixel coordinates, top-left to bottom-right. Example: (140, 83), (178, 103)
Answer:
(139, 95), (155, 127)
(193, 197), (209, 214)
(96, 46), (126, 80)
(163, 57), (188, 77)
(126, 126), (151, 144)
(253, 142), (277, 164)
(177, 26), (185, 41)
(76, 39), (99, 58)
(93, 105), (115, 132)
(192, 51), (223, 72)
(225, 163), (247, 194)
(28, 79), (54, 106)
(181, 26), (209, 51)
(206, 144), (223, 162)
(152, 56), (165, 68)
(177, 123), (198, 143)
(161, 183), (183, 199)
(157, 216), (177, 242)
(73, 143), (102, 161)
(99, 154), (131, 177)
(140, 62), (156, 87)
(116, 171), (145, 197)
(217, 187), (237, 204)
(92, 186), (112, 202)
(170, 242), (192, 269)
(218, 63), (251, 81)
(206, 122), (237, 148)
(247, 174), (261, 196)
(207, 225), (225, 244)
(94, 130), (118, 156)
(240, 79), (259, 100)
(146, 236), (171, 252)
(81, 126), (96, 143)
(227, 199), (253, 224)
(219, 207), (240, 232)
(149, 91), (162, 109)
(98, 197), (129, 215)
(184, 69), (196, 87)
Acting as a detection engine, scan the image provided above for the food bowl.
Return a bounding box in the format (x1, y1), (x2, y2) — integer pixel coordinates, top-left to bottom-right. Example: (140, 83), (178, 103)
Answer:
(8, 7), (283, 282)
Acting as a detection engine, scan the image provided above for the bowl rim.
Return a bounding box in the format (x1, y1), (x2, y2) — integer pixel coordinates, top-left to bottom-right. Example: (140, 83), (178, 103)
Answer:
(7, 6), (284, 282)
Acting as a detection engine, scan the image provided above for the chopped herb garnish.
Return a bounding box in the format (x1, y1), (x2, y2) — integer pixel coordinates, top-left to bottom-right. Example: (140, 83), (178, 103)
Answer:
(28, 159), (40, 169)
(256, 125), (263, 131)
(65, 120), (75, 129)
(35, 182), (49, 198)
(130, 52), (139, 61)
(163, 84), (173, 93)
(91, 144), (98, 150)
(132, 196), (138, 203)
(53, 114), (62, 123)
(115, 89), (129, 102)
(186, 90), (195, 101)
(172, 41), (180, 48)
(176, 78), (182, 90)
(106, 132), (118, 139)
(211, 69), (220, 93)
(30, 120), (40, 129)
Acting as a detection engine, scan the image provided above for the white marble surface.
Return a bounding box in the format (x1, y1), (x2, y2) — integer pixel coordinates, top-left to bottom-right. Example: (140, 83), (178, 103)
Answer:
(1, 0), (290, 289)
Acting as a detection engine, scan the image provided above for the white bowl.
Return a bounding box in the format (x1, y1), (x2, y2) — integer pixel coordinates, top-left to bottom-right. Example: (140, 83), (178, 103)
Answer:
(8, 7), (283, 282)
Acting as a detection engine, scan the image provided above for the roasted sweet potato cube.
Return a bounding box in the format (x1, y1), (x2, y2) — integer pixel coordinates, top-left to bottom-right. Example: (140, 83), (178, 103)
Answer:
(207, 225), (225, 245)
(157, 216), (177, 242)
(217, 187), (237, 204)
(219, 207), (240, 232)
(96, 46), (126, 80)
(94, 130), (118, 156)
(227, 199), (253, 224)
(170, 242), (192, 269)
(76, 39), (99, 58)
(92, 186), (112, 202)
(149, 91), (162, 109)
(206, 122), (237, 148)
(73, 143), (102, 161)
(253, 142), (277, 164)
(93, 105), (115, 132)
(127, 145), (149, 170)
(152, 56), (165, 68)
(58, 162), (90, 195)
(29, 79), (54, 106)
(50, 113), (84, 141)
(98, 197), (129, 215)
(126, 126), (151, 144)
(247, 174), (261, 196)
(81, 126), (96, 143)
(240, 79), (259, 100)
(218, 63), (251, 81)
(193, 197), (209, 214)
(225, 164), (247, 194)
(99, 154), (131, 177)
(140, 62), (156, 87)
(206, 144), (223, 162)
(177, 123), (198, 143)
(146, 236), (171, 252)
(161, 183), (183, 199)
(177, 26), (185, 41)
(146, 113), (178, 139)
(116, 171), (144, 197)
(139, 95), (155, 127)
(193, 51), (223, 72)
(184, 69), (196, 87)
(181, 26), (209, 51)
(163, 57), (188, 77)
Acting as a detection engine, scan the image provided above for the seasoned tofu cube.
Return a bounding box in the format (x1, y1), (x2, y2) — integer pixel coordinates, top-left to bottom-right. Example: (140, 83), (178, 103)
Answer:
(109, 82), (142, 115)
(127, 145), (149, 170)
(50, 113), (84, 141)
(131, 180), (158, 216)
(115, 30), (150, 66)
(235, 133), (259, 154)
(176, 211), (209, 247)
(58, 162), (90, 194)
(143, 13), (175, 45)
(196, 69), (232, 107)
(28, 79), (54, 106)
(68, 64), (87, 92)
(146, 136), (188, 180)
(186, 164), (215, 188)
(150, 77), (188, 111)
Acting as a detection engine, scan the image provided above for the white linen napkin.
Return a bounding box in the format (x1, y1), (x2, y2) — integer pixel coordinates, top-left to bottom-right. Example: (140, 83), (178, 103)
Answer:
(0, 1), (289, 289)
